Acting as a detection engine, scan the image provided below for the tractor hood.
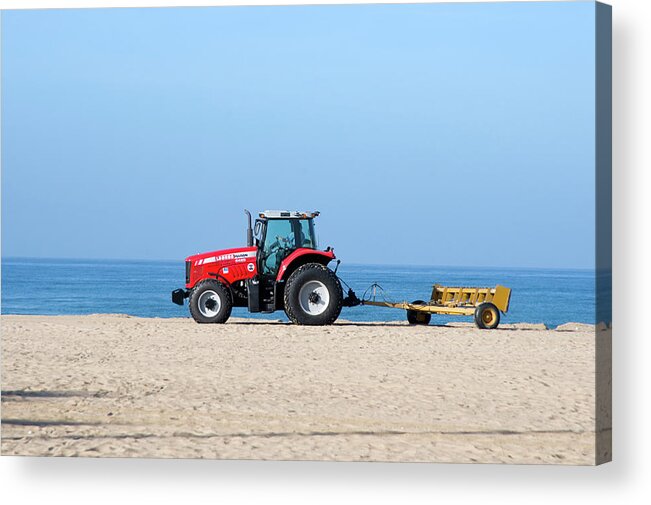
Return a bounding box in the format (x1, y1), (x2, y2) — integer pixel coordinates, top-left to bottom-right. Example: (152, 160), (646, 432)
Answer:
(185, 246), (257, 267)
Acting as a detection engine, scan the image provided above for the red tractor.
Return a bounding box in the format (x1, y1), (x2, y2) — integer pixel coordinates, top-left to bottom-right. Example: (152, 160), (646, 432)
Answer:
(172, 210), (359, 325)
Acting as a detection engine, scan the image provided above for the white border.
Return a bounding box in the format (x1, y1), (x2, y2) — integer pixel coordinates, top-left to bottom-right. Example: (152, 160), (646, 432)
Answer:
(1, 1), (650, 504)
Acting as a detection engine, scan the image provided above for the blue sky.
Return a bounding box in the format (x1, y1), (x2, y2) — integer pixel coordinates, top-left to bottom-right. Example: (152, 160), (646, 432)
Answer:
(1, 2), (596, 268)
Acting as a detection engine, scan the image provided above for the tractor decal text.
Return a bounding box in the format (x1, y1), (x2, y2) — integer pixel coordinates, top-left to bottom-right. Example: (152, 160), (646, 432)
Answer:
(195, 250), (256, 266)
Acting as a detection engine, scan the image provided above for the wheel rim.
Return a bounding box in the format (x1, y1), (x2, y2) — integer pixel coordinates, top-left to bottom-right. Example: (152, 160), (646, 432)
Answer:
(298, 280), (330, 316)
(198, 290), (221, 317)
(482, 308), (495, 325)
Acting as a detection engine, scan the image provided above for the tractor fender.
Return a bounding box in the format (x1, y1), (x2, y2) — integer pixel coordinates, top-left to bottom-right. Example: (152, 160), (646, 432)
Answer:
(276, 249), (336, 282)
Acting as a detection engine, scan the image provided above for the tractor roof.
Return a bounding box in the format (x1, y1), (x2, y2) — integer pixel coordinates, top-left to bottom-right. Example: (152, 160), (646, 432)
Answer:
(259, 210), (320, 219)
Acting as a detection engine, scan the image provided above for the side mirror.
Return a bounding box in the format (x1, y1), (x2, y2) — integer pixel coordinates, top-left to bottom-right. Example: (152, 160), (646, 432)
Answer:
(254, 221), (261, 236)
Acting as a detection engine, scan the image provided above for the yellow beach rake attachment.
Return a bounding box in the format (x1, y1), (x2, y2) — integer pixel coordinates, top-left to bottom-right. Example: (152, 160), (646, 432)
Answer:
(430, 284), (511, 314)
(362, 283), (511, 329)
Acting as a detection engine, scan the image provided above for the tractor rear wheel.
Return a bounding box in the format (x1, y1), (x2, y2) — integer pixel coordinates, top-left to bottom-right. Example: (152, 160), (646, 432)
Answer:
(407, 300), (432, 325)
(189, 279), (232, 324)
(284, 263), (343, 325)
(474, 302), (500, 329)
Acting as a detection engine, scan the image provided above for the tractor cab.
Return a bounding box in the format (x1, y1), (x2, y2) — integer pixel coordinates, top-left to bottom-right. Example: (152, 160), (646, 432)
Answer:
(252, 210), (319, 277)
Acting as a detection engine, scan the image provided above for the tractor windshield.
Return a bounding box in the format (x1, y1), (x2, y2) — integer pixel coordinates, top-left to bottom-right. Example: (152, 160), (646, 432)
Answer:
(261, 218), (317, 276)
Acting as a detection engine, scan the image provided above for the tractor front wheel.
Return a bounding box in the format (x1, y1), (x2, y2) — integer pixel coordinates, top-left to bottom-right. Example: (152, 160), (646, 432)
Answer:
(189, 279), (232, 324)
(474, 302), (500, 329)
(284, 263), (343, 325)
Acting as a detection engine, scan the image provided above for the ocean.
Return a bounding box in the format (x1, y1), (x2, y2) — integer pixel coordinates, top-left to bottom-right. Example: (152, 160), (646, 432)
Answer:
(0, 258), (595, 328)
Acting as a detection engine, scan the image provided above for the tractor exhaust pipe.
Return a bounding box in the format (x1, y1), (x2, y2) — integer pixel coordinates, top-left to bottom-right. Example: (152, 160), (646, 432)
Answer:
(244, 209), (253, 247)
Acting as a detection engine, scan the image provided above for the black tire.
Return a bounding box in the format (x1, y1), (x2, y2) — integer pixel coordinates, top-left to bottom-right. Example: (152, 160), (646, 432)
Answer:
(407, 300), (432, 325)
(474, 302), (500, 329)
(189, 279), (232, 324)
(284, 263), (343, 325)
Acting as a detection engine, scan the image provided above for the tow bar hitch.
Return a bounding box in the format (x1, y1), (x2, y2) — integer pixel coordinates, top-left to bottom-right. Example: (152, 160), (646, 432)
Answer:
(342, 288), (361, 308)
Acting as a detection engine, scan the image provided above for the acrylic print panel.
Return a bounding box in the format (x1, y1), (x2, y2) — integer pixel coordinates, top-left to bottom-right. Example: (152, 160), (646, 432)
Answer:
(1, 1), (612, 464)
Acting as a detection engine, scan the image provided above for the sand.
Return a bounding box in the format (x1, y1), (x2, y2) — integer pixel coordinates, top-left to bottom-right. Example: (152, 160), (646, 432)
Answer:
(1, 314), (607, 464)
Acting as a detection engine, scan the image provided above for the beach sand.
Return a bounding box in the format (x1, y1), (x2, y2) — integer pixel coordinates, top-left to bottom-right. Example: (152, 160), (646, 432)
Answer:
(1, 314), (607, 464)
